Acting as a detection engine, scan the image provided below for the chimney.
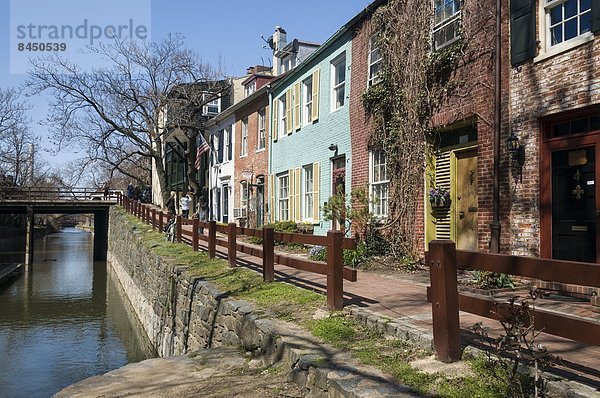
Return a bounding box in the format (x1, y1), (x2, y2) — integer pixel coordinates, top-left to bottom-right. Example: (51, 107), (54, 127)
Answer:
(272, 26), (287, 76)
(273, 26), (287, 52)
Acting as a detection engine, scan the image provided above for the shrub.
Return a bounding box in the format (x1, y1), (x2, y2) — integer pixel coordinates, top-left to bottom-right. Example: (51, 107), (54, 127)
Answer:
(308, 245), (327, 262)
(473, 271), (515, 290)
(343, 241), (369, 268)
(247, 221), (298, 246)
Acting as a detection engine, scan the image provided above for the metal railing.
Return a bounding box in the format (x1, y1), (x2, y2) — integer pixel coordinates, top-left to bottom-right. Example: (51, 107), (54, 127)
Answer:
(0, 187), (122, 202)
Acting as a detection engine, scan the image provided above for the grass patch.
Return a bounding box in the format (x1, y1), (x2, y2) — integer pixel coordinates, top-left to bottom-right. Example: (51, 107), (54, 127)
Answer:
(116, 208), (324, 322)
(308, 313), (511, 397)
(308, 316), (356, 345)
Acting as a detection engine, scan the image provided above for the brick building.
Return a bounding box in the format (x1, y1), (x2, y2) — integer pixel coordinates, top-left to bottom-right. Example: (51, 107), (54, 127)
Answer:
(350, 0), (510, 256)
(509, 0), (600, 297)
(231, 67), (275, 228)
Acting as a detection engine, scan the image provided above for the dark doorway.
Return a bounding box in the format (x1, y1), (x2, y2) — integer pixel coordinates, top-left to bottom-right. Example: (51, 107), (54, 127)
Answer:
(256, 182), (264, 228)
(552, 147), (596, 262)
(331, 156), (346, 231)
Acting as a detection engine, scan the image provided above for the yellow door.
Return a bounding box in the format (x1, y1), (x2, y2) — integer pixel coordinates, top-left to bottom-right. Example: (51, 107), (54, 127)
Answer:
(454, 150), (478, 250)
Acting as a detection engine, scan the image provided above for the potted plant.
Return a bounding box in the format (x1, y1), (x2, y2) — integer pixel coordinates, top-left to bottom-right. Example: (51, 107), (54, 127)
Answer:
(429, 186), (450, 208)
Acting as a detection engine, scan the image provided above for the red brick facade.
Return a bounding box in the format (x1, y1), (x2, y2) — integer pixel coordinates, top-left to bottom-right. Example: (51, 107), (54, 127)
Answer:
(349, 1), (510, 256)
(233, 94), (270, 228)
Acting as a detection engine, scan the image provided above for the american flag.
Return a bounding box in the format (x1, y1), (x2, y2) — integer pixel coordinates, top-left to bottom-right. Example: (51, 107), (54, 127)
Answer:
(194, 134), (210, 170)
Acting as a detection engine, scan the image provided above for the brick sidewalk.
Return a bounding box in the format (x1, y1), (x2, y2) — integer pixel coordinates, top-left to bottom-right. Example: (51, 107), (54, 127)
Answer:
(173, 221), (600, 391)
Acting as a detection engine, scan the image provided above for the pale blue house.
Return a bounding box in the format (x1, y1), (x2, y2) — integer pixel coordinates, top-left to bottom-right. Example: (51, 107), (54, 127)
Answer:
(267, 23), (354, 235)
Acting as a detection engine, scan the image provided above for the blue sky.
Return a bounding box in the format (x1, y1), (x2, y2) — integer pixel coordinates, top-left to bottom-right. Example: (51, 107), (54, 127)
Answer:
(0, 0), (373, 166)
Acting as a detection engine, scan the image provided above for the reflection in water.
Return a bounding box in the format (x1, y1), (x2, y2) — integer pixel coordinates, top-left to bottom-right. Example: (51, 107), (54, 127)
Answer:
(0, 228), (155, 398)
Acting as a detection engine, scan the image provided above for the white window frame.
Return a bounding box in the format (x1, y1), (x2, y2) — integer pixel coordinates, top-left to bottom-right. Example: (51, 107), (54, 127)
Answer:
(279, 96), (287, 136)
(331, 53), (346, 111)
(368, 34), (382, 86)
(244, 81), (256, 98)
(240, 118), (248, 157)
(537, 0), (593, 59)
(224, 125), (232, 162)
(432, 0), (461, 51)
(302, 77), (313, 125)
(257, 108), (266, 151)
(203, 93), (221, 115)
(240, 181), (249, 209)
(221, 182), (230, 223)
(278, 173), (289, 221)
(303, 164), (314, 220)
(369, 150), (389, 218)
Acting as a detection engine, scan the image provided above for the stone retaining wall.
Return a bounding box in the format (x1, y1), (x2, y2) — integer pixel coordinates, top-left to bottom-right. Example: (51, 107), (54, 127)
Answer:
(108, 208), (412, 397)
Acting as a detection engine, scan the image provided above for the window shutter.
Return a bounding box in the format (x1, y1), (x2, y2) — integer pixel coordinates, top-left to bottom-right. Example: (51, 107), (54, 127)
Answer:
(217, 130), (224, 163)
(272, 98), (279, 142)
(311, 69), (320, 121)
(294, 168), (301, 221)
(268, 174), (275, 223)
(288, 169), (295, 221)
(312, 162), (320, 221)
(286, 90), (293, 134)
(434, 152), (451, 240)
(294, 83), (301, 130)
(593, 0), (600, 33)
(510, 0), (536, 66)
(227, 128), (232, 161)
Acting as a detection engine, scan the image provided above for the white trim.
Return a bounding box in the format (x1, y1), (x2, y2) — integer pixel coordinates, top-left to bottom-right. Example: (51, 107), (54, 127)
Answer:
(367, 34), (382, 86)
(240, 117), (248, 157)
(302, 76), (313, 126)
(369, 149), (389, 218)
(537, 0), (593, 60)
(330, 52), (346, 112)
(302, 164), (314, 221)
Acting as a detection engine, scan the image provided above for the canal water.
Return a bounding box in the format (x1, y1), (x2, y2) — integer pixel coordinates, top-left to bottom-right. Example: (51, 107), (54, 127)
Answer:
(0, 228), (155, 398)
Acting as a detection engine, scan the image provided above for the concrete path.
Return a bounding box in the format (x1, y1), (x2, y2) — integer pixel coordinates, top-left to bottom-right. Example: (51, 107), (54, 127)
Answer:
(54, 348), (302, 398)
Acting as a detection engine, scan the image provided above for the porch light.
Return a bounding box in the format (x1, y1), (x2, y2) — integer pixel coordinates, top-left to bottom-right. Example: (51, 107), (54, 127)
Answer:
(506, 132), (519, 154)
(506, 131), (525, 182)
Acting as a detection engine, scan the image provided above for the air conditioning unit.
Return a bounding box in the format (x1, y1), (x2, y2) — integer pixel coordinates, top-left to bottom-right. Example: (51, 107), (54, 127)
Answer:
(233, 208), (247, 218)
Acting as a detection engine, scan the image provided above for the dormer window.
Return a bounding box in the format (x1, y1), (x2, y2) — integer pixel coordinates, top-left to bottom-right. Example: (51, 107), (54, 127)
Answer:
(203, 93), (221, 115)
(244, 81), (256, 98)
(433, 0), (461, 51)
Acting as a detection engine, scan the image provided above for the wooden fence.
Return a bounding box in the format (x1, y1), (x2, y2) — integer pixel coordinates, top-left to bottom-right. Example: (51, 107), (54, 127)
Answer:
(119, 195), (357, 310)
(426, 239), (600, 363)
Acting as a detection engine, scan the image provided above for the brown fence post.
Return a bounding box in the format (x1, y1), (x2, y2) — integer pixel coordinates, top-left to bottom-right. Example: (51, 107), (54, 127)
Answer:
(152, 208), (156, 230)
(158, 211), (164, 233)
(263, 227), (274, 282)
(428, 239), (461, 363)
(208, 221), (216, 259)
(142, 205), (146, 223)
(192, 219), (199, 251)
(176, 215), (182, 243)
(326, 230), (344, 310)
(228, 222), (237, 267)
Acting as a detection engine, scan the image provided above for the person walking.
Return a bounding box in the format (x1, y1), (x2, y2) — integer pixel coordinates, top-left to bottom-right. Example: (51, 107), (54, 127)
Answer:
(180, 192), (191, 219)
(126, 182), (134, 199)
(166, 191), (176, 216)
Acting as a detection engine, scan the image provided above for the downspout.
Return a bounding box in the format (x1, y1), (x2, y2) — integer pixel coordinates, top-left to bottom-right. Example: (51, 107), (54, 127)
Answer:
(490, 0), (502, 253)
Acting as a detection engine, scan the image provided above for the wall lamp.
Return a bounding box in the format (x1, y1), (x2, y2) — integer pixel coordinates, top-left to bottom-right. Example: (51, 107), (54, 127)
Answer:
(506, 131), (525, 182)
(328, 143), (338, 152)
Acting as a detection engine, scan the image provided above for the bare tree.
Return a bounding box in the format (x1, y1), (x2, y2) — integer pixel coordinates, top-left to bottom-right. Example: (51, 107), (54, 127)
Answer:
(0, 88), (29, 137)
(27, 34), (223, 205)
(0, 88), (42, 187)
